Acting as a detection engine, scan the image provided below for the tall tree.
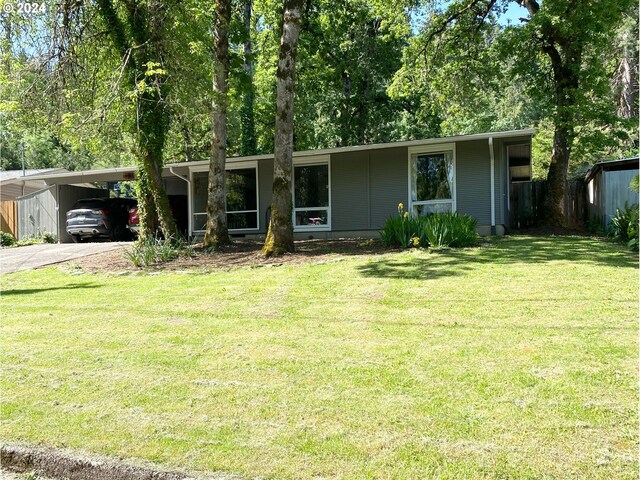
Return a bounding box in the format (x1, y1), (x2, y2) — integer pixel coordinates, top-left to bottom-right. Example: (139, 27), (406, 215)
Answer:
(262, 0), (302, 256)
(612, 9), (638, 121)
(401, 0), (633, 225)
(204, 0), (232, 248)
(515, 0), (633, 223)
(96, 0), (177, 239)
(240, 0), (258, 156)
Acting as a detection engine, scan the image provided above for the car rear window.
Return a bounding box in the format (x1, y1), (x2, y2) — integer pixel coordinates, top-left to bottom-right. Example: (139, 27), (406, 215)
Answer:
(71, 198), (108, 209)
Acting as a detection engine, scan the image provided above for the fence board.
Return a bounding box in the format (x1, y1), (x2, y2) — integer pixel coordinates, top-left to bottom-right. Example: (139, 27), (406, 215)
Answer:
(509, 180), (586, 230)
(0, 201), (17, 236)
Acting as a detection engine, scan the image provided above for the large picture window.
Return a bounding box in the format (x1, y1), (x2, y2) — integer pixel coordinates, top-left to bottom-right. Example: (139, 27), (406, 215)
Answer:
(226, 168), (258, 229)
(293, 159), (330, 230)
(191, 163), (259, 231)
(409, 145), (455, 215)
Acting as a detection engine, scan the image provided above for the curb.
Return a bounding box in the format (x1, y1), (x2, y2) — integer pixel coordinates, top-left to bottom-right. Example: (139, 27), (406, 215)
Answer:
(1, 444), (240, 480)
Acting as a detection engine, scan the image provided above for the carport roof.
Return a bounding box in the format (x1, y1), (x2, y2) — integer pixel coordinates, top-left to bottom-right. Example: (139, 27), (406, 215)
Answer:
(14, 166), (139, 184)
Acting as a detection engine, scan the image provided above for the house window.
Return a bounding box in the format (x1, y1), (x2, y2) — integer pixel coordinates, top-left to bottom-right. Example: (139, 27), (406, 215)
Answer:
(226, 168), (258, 229)
(293, 158), (330, 230)
(409, 144), (455, 215)
(191, 162), (259, 231)
(508, 144), (531, 182)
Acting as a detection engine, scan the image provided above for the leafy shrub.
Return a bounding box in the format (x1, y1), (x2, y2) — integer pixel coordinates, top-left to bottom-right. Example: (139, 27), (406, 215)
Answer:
(0, 231), (16, 247)
(125, 235), (194, 267)
(423, 212), (478, 249)
(41, 231), (57, 243)
(380, 204), (477, 249)
(380, 203), (427, 248)
(609, 204), (639, 251)
(14, 231), (57, 246)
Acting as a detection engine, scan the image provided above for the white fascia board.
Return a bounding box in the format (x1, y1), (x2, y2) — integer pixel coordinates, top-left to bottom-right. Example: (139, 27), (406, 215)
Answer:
(15, 166), (138, 184)
(165, 129), (536, 169)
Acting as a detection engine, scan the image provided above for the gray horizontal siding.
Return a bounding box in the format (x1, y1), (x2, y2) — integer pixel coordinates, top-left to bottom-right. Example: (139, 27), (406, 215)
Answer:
(369, 147), (408, 229)
(331, 151), (370, 230)
(456, 140), (491, 225)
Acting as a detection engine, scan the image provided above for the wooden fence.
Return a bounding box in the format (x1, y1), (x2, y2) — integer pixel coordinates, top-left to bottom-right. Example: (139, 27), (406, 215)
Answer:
(509, 179), (586, 230)
(0, 201), (17, 237)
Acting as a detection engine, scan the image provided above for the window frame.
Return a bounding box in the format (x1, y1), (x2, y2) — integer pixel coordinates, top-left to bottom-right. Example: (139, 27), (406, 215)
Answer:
(190, 160), (260, 233)
(292, 155), (331, 232)
(507, 143), (532, 184)
(407, 143), (457, 216)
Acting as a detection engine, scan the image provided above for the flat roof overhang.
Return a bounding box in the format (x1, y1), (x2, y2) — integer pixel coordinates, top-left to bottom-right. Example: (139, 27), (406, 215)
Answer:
(16, 128), (535, 184)
(21, 166), (139, 185)
(167, 128), (536, 169)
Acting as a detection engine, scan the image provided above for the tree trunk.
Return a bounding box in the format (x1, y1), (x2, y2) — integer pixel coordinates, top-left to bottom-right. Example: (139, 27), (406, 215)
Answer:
(544, 125), (572, 225)
(338, 71), (351, 147)
(262, 0), (302, 257)
(543, 42), (579, 226)
(520, 0), (580, 226)
(204, 0), (232, 248)
(617, 28), (635, 119)
(136, 88), (178, 239)
(2, 15), (11, 75)
(96, 0), (177, 241)
(240, 0), (258, 156)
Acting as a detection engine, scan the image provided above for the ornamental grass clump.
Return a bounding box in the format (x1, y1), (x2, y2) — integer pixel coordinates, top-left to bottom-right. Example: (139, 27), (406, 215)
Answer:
(125, 235), (194, 267)
(381, 205), (477, 249)
(423, 212), (478, 249)
(380, 203), (427, 248)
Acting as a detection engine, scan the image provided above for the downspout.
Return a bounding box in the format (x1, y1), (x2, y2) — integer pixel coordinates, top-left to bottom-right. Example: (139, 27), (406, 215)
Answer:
(169, 167), (192, 239)
(488, 137), (496, 235)
(55, 183), (61, 243)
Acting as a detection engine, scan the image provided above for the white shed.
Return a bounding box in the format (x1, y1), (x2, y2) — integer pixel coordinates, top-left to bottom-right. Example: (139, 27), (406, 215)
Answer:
(586, 157), (639, 229)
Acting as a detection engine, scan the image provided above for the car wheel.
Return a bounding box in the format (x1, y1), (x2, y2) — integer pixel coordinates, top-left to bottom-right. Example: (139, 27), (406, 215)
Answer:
(110, 225), (127, 241)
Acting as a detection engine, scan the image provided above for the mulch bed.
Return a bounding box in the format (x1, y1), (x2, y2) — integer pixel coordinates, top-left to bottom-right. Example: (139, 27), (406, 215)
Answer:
(60, 238), (393, 273)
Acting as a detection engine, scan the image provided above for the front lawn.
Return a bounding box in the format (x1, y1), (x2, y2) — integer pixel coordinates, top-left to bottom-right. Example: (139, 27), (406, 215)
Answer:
(1, 236), (637, 479)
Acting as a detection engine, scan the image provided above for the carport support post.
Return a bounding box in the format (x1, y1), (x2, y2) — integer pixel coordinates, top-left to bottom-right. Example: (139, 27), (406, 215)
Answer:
(55, 183), (61, 243)
(489, 137), (496, 235)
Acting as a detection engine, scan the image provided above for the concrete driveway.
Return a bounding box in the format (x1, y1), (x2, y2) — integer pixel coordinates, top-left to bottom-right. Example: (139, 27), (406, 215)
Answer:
(0, 242), (129, 274)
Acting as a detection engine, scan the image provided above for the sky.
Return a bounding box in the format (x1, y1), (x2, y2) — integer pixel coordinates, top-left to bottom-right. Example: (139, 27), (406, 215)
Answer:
(410, 2), (531, 33)
(501, 2), (530, 25)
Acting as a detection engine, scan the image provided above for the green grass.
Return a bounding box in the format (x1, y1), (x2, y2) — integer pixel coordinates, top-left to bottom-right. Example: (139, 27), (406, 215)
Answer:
(1, 236), (638, 479)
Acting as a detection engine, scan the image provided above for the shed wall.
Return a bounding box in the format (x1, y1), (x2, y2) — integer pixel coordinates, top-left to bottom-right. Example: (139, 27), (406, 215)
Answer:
(603, 169), (639, 227)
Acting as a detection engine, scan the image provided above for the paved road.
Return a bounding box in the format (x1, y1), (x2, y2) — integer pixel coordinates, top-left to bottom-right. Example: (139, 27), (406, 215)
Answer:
(0, 242), (129, 274)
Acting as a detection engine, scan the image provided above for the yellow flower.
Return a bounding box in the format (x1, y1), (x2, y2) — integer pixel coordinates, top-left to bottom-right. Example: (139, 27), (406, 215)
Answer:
(404, 211), (409, 218)
(412, 236), (420, 247)
(398, 202), (404, 211)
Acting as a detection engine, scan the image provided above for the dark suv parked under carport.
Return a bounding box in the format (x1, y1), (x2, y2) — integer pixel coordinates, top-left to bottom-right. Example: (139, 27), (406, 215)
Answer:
(66, 197), (137, 243)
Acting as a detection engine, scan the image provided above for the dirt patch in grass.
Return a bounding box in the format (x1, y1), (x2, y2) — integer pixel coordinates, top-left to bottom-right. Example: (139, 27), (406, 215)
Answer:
(60, 238), (393, 273)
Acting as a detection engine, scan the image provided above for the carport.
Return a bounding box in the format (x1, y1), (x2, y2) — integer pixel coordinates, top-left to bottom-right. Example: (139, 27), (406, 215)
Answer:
(12, 166), (189, 243)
